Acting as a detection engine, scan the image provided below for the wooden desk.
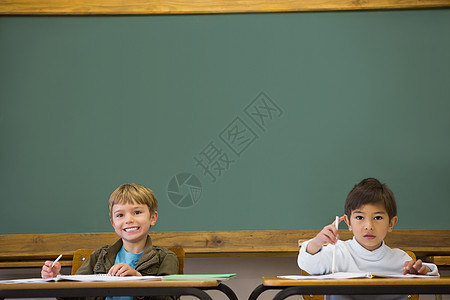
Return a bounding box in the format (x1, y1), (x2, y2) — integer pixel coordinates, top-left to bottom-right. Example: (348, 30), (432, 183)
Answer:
(0, 279), (238, 300)
(249, 276), (450, 300)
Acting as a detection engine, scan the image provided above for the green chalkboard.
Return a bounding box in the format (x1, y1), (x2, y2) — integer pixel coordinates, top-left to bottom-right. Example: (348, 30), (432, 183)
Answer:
(0, 9), (449, 234)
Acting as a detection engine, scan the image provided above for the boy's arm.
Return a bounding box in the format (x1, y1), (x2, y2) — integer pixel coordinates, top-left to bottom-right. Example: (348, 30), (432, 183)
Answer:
(138, 250), (179, 276)
(298, 239), (334, 275)
(298, 217), (345, 274)
(136, 250), (179, 300)
(156, 251), (179, 275)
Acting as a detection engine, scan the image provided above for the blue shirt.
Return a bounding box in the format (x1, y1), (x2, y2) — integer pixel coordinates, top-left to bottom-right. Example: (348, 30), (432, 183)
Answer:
(106, 246), (143, 300)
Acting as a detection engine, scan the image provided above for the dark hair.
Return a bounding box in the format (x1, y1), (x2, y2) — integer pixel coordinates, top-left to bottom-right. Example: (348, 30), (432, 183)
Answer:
(344, 178), (397, 220)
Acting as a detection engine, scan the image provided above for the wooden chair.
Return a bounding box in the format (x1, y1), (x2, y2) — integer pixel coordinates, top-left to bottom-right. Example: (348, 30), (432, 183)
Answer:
(72, 246), (185, 275)
(300, 250), (418, 300)
(168, 246), (185, 275)
(72, 249), (94, 275)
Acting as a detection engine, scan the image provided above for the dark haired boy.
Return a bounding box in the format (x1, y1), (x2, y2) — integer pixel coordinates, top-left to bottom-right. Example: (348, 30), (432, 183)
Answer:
(298, 178), (438, 300)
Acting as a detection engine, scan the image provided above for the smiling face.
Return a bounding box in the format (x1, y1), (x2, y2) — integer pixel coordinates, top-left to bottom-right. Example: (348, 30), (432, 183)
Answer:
(110, 202), (157, 252)
(344, 203), (398, 251)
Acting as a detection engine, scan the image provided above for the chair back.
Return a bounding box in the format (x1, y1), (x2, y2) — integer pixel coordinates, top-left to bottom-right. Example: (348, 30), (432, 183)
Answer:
(71, 246), (185, 275)
(72, 249), (93, 275)
(168, 246), (185, 274)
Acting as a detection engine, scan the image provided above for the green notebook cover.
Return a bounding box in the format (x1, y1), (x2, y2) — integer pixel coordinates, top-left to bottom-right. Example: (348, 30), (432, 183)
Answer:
(162, 274), (237, 281)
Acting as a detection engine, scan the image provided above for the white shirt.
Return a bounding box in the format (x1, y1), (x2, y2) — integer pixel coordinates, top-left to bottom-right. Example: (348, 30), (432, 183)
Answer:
(298, 237), (439, 300)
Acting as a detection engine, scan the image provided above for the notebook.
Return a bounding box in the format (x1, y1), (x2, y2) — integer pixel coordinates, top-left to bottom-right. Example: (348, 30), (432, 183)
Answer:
(162, 273), (237, 281)
(0, 274), (161, 284)
(50, 274), (162, 282)
(278, 272), (440, 280)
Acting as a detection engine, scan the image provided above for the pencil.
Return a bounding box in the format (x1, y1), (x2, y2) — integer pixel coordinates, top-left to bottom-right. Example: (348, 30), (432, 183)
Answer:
(51, 254), (63, 268)
(332, 216), (339, 274)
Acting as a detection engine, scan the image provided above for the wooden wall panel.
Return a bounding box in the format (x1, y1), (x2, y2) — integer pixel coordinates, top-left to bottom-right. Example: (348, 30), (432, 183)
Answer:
(1, 230), (449, 268)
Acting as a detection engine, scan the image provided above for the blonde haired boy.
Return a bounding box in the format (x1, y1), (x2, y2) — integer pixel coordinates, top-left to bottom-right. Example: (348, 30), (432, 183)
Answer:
(42, 183), (178, 299)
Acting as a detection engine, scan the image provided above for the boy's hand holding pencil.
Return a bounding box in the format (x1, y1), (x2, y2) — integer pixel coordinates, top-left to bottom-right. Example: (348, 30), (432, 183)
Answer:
(306, 216), (345, 255)
(41, 254), (62, 279)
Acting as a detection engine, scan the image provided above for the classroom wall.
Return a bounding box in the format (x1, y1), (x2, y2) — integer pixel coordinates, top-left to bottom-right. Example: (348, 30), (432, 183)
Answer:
(0, 9), (449, 234)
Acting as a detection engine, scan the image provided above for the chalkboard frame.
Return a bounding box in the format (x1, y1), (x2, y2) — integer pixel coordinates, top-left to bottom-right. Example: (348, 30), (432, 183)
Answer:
(1, 0), (449, 15)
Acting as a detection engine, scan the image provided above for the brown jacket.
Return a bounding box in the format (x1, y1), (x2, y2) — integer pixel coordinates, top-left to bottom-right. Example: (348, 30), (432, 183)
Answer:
(75, 235), (179, 300)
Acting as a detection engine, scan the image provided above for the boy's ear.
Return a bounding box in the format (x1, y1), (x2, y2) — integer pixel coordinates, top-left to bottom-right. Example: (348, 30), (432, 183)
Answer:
(344, 214), (352, 231)
(150, 211), (158, 227)
(388, 216), (398, 232)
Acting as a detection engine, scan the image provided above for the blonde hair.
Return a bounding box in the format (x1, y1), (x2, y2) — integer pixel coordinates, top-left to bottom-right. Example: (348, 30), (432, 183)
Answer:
(108, 183), (158, 219)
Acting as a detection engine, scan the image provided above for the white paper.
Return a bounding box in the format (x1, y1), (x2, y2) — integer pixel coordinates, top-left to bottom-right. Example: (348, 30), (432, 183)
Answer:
(279, 272), (372, 280)
(278, 272), (440, 280)
(0, 275), (162, 284)
(53, 274), (162, 282)
(0, 278), (49, 284)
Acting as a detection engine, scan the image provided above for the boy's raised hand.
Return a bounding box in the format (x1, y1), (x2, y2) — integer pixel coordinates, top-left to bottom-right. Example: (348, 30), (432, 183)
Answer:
(403, 259), (431, 275)
(108, 263), (142, 277)
(306, 216), (345, 255)
(41, 261), (61, 279)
